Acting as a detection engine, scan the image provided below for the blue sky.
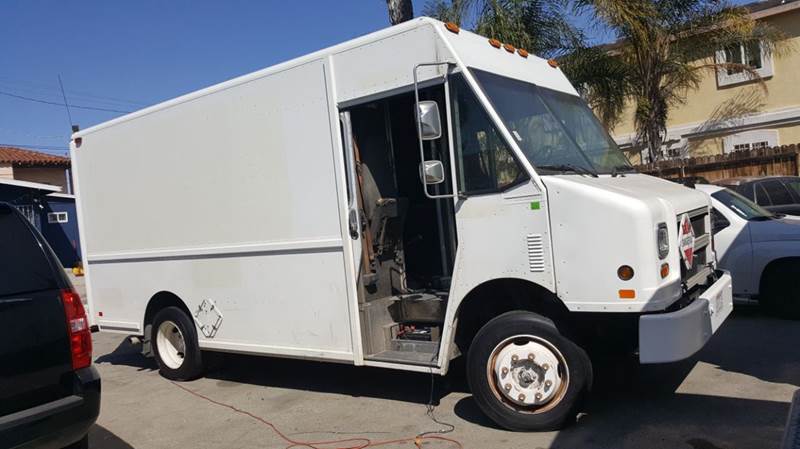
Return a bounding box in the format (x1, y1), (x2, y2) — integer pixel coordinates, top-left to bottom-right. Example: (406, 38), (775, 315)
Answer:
(0, 0), (748, 156)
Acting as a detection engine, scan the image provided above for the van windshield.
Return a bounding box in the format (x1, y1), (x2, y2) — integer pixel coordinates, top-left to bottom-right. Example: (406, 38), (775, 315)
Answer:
(471, 69), (632, 175)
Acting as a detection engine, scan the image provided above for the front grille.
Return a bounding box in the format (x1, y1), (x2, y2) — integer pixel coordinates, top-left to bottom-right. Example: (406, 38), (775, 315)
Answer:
(690, 213), (706, 236)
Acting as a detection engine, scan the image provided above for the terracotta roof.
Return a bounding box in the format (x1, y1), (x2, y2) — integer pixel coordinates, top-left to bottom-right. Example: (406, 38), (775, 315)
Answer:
(0, 146), (70, 167)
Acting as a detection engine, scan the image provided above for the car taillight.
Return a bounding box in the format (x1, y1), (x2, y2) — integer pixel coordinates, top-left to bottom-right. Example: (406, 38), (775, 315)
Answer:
(61, 290), (92, 370)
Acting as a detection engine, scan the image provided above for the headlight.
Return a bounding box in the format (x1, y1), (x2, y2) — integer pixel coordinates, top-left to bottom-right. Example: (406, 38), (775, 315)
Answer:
(657, 223), (669, 259)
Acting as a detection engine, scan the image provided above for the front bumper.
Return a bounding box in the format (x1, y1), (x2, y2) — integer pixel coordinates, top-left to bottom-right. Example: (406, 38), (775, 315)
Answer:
(639, 270), (733, 364)
(1, 366), (101, 449)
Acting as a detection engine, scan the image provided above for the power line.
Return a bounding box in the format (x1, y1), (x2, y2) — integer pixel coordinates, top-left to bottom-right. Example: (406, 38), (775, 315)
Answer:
(0, 89), (132, 114)
(0, 76), (148, 107)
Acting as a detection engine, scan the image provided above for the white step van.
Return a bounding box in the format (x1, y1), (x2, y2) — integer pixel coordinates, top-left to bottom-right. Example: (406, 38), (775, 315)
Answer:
(71, 18), (733, 430)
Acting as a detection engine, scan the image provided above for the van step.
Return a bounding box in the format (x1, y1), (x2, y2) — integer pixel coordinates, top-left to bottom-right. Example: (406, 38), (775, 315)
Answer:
(366, 339), (440, 366)
(391, 338), (438, 353)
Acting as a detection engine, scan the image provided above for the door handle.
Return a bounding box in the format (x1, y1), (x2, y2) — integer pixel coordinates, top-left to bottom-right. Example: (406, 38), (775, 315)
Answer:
(348, 209), (359, 240)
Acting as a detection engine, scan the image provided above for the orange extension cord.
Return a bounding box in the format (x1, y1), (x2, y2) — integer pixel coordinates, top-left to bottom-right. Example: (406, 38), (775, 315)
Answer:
(170, 381), (463, 449)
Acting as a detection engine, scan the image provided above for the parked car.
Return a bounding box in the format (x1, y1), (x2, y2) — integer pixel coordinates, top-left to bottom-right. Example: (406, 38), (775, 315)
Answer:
(695, 185), (800, 318)
(715, 176), (800, 216)
(0, 202), (100, 448)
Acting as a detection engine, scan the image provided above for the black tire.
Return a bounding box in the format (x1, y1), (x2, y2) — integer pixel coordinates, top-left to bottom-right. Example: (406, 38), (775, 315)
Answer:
(467, 311), (591, 431)
(761, 261), (800, 319)
(151, 306), (204, 380)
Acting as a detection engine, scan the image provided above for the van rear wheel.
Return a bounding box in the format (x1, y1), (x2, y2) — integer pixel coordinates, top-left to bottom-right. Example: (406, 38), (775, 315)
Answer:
(152, 306), (204, 380)
(467, 311), (591, 431)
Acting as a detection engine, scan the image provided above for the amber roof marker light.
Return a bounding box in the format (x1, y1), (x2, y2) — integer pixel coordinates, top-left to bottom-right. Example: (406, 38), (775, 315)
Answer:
(444, 22), (460, 34)
(488, 38), (502, 49)
(547, 58), (559, 68)
(503, 43), (516, 53)
(517, 48), (529, 58)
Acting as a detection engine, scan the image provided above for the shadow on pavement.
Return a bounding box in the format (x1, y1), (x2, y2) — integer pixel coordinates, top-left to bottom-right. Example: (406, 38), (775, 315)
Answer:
(94, 335), (454, 406)
(94, 338), (157, 372)
(204, 351), (447, 406)
(89, 424), (135, 449)
(699, 307), (800, 387)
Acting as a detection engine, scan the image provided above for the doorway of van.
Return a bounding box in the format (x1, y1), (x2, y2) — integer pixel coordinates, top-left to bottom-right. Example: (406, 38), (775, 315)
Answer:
(341, 84), (457, 366)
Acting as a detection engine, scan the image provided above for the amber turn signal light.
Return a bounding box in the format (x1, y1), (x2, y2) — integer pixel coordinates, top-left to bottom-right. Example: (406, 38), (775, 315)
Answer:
(617, 265), (634, 281)
(660, 263), (670, 279)
(445, 22), (460, 34)
(619, 289), (636, 299)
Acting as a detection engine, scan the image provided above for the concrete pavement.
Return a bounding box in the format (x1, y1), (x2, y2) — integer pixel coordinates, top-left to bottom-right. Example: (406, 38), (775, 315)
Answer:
(86, 307), (800, 449)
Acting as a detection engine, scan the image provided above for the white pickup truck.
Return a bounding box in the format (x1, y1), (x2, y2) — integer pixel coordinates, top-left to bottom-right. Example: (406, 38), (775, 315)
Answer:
(71, 18), (732, 430)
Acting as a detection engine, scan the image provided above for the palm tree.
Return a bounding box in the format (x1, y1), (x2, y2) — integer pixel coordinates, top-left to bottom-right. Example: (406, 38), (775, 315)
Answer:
(386, 0), (414, 25)
(424, 0), (581, 58)
(567, 0), (783, 162)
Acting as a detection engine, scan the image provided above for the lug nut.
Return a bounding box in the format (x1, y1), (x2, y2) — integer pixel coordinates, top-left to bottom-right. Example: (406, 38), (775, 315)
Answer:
(545, 380), (552, 388)
(528, 353), (535, 361)
(518, 393), (526, 401)
(543, 363), (550, 371)
(511, 355), (519, 362)
(501, 367), (508, 375)
(504, 383), (512, 391)
(535, 393), (542, 401)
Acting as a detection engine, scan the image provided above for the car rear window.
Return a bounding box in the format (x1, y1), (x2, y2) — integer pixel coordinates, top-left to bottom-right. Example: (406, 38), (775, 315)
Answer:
(761, 179), (794, 205)
(783, 178), (800, 201)
(0, 206), (58, 297)
(755, 184), (771, 205)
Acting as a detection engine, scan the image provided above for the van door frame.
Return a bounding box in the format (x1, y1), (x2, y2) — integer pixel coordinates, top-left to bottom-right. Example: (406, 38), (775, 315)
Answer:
(336, 75), (460, 373)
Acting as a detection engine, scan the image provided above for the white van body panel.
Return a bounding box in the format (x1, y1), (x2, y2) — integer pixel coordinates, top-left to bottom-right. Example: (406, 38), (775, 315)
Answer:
(71, 17), (728, 373)
(73, 58), (358, 360)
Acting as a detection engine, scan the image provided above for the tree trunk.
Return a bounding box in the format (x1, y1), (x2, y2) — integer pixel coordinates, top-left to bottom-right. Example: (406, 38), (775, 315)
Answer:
(386, 0), (413, 25)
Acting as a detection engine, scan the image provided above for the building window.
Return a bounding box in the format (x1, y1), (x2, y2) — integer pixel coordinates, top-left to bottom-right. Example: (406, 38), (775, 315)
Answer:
(47, 212), (68, 224)
(715, 40), (773, 87)
(723, 129), (778, 154)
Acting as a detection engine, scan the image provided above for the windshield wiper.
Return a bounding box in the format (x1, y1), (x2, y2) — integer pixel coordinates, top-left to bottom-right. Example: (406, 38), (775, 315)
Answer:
(537, 164), (598, 177)
(611, 165), (634, 177)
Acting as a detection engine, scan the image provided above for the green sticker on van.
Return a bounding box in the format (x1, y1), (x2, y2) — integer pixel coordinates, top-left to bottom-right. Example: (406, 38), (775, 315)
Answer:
(530, 201), (540, 210)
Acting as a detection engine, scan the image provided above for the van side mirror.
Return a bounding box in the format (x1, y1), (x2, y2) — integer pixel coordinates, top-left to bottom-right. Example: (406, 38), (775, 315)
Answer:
(419, 160), (445, 185)
(416, 101), (442, 140)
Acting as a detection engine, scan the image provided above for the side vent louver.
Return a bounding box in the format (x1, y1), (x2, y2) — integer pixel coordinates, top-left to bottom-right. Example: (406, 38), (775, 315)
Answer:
(526, 234), (545, 272)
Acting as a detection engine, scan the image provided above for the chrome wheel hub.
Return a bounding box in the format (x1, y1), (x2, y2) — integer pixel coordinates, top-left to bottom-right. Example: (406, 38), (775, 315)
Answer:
(492, 339), (563, 407)
(156, 320), (186, 369)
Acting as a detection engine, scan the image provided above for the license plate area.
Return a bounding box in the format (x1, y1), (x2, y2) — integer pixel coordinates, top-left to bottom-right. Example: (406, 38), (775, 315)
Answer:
(701, 271), (733, 333)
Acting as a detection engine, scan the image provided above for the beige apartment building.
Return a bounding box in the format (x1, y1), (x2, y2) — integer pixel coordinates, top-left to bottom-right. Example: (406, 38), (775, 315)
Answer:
(611, 0), (800, 164)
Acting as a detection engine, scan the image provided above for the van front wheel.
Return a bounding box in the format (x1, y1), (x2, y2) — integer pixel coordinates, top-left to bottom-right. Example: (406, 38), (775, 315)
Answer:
(152, 306), (204, 380)
(467, 311), (591, 431)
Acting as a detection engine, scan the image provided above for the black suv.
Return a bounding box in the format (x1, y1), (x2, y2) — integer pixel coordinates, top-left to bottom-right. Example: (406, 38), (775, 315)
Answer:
(0, 202), (100, 449)
(716, 176), (800, 216)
